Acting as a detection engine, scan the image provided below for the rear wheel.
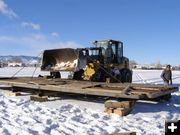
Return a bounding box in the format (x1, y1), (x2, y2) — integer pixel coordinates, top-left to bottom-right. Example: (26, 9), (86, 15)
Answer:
(120, 68), (132, 83)
(50, 71), (61, 79)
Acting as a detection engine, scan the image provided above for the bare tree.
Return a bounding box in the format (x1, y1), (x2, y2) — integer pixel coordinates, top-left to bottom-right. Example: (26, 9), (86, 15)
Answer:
(155, 60), (162, 69)
(129, 60), (138, 69)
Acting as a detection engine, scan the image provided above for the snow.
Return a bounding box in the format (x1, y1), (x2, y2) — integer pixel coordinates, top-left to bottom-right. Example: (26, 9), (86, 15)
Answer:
(0, 67), (70, 78)
(0, 67), (179, 135)
(133, 69), (180, 87)
(53, 59), (78, 71)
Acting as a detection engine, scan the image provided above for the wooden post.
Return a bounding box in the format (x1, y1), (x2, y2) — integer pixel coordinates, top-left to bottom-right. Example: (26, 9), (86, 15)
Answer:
(106, 78), (110, 83)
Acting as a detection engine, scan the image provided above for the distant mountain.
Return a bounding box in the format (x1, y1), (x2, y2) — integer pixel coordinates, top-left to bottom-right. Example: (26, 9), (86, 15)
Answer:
(0, 55), (41, 64)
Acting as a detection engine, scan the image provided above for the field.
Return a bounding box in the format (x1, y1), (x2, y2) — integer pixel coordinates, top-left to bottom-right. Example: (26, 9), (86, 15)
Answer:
(0, 67), (180, 135)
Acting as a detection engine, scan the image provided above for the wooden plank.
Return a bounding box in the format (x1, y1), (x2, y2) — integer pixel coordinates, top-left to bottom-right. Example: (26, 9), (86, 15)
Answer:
(0, 85), (11, 90)
(105, 100), (136, 109)
(121, 85), (132, 94)
(104, 108), (114, 114)
(6, 92), (22, 96)
(108, 132), (136, 135)
(0, 77), (174, 91)
(146, 88), (179, 98)
(30, 95), (48, 102)
(106, 83), (175, 89)
(9, 83), (140, 99)
(0, 77), (175, 89)
(113, 108), (132, 116)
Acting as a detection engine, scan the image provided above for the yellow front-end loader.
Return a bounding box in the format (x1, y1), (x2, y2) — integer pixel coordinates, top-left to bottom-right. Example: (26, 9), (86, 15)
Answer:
(41, 40), (132, 83)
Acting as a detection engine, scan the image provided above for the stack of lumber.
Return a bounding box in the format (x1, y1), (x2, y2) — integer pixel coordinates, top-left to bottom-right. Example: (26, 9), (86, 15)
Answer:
(104, 100), (136, 116)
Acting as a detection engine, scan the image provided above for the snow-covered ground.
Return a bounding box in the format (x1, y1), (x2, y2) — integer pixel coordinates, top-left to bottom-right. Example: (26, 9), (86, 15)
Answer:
(0, 67), (179, 135)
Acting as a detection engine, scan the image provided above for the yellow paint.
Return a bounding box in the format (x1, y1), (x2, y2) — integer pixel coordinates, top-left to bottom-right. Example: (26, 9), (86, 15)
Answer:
(83, 63), (95, 80)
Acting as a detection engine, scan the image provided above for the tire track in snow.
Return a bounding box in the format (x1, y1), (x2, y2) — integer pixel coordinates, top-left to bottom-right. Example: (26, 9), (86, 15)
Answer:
(172, 76), (180, 81)
(135, 73), (149, 84)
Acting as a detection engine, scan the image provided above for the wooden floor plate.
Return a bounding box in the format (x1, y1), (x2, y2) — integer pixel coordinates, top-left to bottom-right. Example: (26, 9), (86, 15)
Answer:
(0, 77), (178, 100)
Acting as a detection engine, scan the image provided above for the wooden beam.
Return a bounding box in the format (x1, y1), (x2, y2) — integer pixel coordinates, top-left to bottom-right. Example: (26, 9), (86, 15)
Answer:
(6, 92), (22, 96)
(105, 100), (136, 109)
(107, 132), (136, 135)
(30, 95), (48, 102)
(113, 108), (133, 116)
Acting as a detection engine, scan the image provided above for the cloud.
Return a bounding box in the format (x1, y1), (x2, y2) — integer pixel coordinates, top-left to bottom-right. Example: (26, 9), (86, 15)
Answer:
(0, 34), (83, 55)
(0, 36), (14, 41)
(0, 0), (17, 18)
(51, 32), (59, 37)
(21, 22), (41, 30)
(52, 41), (83, 49)
(31, 34), (46, 40)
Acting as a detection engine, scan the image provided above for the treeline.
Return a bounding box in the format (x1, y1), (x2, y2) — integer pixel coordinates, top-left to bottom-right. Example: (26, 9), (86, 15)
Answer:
(129, 60), (180, 70)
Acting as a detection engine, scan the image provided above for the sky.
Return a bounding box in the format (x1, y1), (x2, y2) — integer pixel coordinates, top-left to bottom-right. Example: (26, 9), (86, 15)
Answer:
(0, 0), (180, 65)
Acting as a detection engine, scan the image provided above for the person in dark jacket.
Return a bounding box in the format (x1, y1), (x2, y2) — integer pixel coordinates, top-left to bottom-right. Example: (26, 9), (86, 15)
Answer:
(161, 65), (172, 85)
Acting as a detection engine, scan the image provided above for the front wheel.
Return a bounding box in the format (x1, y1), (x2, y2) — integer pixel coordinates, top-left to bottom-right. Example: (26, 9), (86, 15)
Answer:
(50, 71), (61, 79)
(120, 68), (132, 83)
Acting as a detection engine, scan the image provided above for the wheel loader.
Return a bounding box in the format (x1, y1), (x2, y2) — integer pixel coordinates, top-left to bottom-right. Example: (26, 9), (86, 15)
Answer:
(41, 40), (132, 83)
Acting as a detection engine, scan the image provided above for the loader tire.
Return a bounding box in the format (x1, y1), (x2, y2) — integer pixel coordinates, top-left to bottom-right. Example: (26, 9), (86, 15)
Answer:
(91, 68), (105, 82)
(73, 69), (84, 80)
(120, 68), (132, 83)
(50, 71), (61, 79)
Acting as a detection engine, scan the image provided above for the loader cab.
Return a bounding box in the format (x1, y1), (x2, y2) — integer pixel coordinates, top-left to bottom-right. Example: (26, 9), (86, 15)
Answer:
(93, 40), (123, 64)
(88, 47), (103, 63)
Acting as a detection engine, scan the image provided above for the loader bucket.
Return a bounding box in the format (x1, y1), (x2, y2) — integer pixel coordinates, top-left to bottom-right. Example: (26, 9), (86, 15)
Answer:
(41, 48), (79, 71)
